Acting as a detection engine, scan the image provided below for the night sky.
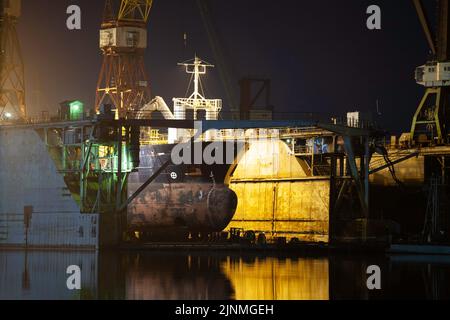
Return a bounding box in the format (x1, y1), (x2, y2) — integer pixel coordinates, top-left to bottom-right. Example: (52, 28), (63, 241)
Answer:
(18, 0), (433, 133)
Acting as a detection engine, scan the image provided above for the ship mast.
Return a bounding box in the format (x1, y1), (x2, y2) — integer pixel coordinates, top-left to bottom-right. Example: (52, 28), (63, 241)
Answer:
(182, 56), (212, 101)
(169, 56), (222, 143)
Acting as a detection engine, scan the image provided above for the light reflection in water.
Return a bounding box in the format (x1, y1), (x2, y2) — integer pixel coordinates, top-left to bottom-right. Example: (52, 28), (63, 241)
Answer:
(124, 253), (233, 300)
(221, 256), (329, 300)
(1, 251), (450, 300)
(0, 251), (98, 300)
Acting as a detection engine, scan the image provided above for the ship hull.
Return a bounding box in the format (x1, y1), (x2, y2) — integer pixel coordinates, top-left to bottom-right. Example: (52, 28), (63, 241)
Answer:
(127, 142), (242, 239)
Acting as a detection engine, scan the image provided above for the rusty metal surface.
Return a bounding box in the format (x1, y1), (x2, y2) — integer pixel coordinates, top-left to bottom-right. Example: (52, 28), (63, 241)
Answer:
(127, 144), (238, 236)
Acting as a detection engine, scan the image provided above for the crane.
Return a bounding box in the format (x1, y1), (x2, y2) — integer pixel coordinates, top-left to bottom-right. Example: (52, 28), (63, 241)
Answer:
(411, 0), (450, 144)
(95, 0), (154, 119)
(0, 0), (26, 121)
(196, 0), (238, 118)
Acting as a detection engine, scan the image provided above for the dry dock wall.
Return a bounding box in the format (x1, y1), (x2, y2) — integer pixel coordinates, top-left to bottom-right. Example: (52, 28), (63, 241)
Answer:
(227, 140), (330, 243)
(0, 127), (112, 249)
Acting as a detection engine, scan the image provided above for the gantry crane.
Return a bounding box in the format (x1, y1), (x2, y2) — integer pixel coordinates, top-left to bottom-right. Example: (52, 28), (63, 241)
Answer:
(411, 0), (450, 144)
(0, 0), (26, 121)
(95, 0), (154, 119)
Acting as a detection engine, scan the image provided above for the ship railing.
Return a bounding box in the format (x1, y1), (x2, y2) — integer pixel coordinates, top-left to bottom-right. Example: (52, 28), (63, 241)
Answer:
(293, 145), (313, 155)
(173, 97), (222, 111)
(194, 129), (282, 142)
(331, 117), (380, 130)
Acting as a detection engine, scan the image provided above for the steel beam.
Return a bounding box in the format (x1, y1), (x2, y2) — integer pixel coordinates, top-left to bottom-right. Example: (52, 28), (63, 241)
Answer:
(118, 159), (171, 212)
(343, 136), (369, 219)
(412, 0), (437, 56)
(369, 151), (420, 175)
(115, 127), (123, 211)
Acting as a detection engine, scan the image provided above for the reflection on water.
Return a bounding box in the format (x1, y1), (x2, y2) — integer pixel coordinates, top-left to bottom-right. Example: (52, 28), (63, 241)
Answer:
(1, 250), (450, 300)
(0, 251), (98, 300)
(222, 256), (329, 300)
(123, 253), (233, 300)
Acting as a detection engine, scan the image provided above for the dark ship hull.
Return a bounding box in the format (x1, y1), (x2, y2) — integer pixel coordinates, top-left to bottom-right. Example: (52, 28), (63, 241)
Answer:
(127, 142), (243, 240)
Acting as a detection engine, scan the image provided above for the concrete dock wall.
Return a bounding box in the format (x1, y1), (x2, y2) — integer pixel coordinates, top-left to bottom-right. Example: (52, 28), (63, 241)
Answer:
(0, 127), (100, 248)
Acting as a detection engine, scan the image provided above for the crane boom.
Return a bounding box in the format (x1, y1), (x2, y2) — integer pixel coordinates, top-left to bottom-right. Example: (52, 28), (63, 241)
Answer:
(118, 0), (153, 23)
(197, 0), (238, 116)
(412, 0), (436, 56)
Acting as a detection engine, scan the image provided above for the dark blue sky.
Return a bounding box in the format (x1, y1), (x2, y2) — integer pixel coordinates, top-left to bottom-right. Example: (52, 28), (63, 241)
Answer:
(18, 0), (432, 132)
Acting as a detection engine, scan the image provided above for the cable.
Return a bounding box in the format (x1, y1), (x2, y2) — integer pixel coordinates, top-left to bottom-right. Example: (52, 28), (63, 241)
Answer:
(377, 145), (422, 194)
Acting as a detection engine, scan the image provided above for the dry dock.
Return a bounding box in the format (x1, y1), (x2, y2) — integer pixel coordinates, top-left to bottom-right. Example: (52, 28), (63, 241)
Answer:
(2, 116), (450, 251)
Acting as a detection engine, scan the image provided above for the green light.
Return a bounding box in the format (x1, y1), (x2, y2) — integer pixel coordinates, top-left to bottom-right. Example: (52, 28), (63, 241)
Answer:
(69, 100), (84, 120)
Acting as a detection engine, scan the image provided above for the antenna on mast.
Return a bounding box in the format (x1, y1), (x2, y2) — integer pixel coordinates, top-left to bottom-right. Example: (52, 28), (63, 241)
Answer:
(177, 56), (214, 100)
(169, 56), (222, 143)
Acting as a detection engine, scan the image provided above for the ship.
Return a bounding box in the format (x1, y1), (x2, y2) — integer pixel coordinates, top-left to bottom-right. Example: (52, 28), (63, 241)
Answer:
(126, 56), (245, 240)
(127, 142), (243, 240)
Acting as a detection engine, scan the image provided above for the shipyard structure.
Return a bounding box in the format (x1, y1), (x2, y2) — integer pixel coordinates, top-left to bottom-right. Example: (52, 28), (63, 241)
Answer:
(1, 0), (450, 250)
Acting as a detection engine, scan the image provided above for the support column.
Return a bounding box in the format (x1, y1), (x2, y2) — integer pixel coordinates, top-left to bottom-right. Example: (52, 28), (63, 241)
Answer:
(115, 125), (124, 244)
(116, 126), (123, 211)
(205, 108), (219, 141)
(362, 137), (370, 242)
(343, 136), (370, 241)
(170, 104), (187, 143)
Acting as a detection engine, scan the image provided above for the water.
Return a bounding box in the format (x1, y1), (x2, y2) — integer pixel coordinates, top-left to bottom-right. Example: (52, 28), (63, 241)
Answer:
(0, 250), (449, 300)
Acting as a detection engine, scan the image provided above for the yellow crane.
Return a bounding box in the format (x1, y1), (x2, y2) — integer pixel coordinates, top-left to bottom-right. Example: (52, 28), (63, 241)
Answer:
(410, 0), (450, 144)
(118, 0), (153, 22)
(95, 0), (154, 118)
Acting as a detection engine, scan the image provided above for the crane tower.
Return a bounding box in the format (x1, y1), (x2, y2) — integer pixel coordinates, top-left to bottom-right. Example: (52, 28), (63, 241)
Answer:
(0, 0), (26, 121)
(95, 0), (153, 119)
(411, 0), (450, 144)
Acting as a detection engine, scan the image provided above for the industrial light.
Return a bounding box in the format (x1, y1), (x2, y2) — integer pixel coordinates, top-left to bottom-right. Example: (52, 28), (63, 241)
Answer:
(70, 101), (83, 111)
(68, 101), (84, 120)
(4, 112), (12, 119)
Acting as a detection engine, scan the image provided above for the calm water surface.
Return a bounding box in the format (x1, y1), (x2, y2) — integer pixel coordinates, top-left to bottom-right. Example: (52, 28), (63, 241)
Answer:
(0, 250), (449, 300)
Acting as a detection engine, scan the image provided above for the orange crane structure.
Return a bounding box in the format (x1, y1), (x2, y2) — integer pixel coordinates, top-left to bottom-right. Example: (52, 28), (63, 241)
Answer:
(95, 0), (153, 119)
(0, 0), (26, 121)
